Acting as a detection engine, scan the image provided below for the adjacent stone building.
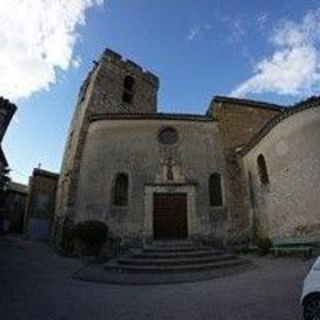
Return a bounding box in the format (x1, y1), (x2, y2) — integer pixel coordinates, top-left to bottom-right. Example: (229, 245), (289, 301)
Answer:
(0, 182), (28, 233)
(0, 97), (17, 232)
(25, 168), (59, 240)
(54, 49), (320, 247)
(0, 97), (16, 188)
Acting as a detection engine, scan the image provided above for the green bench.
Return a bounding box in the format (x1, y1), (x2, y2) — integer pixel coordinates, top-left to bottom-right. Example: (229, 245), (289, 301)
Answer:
(270, 238), (313, 258)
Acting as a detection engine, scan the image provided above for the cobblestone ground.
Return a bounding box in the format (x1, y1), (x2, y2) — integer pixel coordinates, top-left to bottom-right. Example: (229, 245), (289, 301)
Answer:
(0, 235), (312, 320)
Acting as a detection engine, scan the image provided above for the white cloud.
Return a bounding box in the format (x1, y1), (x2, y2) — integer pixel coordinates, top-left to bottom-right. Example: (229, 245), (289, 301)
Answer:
(256, 13), (270, 29)
(229, 19), (245, 44)
(187, 24), (211, 41)
(0, 0), (103, 101)
(232, 9), (320, 98)
(214, 13), (246, 45)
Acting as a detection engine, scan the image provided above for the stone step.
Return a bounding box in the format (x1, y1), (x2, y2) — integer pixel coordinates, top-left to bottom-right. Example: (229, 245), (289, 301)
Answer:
(101, 240), (253, 283)
(148, 240), (201, 247)
(143, 245), (214, 253)
(130, 249), (224, 259)
(117, 253), (236, 266)
(104, 257), (249, 274)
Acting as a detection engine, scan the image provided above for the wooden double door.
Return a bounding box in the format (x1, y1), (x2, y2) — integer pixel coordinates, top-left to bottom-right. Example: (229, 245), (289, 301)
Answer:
(153, 193), (188, 240)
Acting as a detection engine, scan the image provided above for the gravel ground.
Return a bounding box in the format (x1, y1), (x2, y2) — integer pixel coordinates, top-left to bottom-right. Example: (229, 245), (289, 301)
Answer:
(0, 235), (313, 320)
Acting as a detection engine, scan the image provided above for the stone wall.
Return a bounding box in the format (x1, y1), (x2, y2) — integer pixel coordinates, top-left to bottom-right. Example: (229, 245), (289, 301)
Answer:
(208, 97), (283, 243)
(0, 97), (17, 182)
(0, 97), (17, 143)
(242, 106), (320, 239)
(74, 116), (228, 244)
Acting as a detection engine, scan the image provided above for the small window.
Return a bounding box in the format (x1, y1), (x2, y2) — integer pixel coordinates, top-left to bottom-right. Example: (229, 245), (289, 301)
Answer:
(257, 154), (269, 185)
(124, 76), (135, 91)
(113, 173), (129, 206)
(122, 75), (135, 104)
(209, 173), (223, 207)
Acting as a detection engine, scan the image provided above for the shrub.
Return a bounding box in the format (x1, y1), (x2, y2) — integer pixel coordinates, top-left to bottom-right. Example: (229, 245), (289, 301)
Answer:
(73, 220), (108, 256)
(256, 237), (272, 255)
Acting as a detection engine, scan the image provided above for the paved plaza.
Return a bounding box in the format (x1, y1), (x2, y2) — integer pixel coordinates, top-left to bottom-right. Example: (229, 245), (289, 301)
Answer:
(0, 235), (312, 320)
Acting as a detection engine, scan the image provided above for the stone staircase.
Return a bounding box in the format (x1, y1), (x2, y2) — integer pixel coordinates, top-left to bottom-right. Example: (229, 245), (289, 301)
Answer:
(102, 240), (252, 283)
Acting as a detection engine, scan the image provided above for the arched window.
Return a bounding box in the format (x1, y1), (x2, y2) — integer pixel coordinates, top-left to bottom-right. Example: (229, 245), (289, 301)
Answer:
(257, 154), (269, 185)
(122, 75), (135, 104)
(113, 173), (129, 206)
(209, 173), (223, 207)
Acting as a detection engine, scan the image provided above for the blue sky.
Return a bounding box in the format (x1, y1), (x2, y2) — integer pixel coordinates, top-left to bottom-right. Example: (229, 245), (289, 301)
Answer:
(2, 0), (320, 184)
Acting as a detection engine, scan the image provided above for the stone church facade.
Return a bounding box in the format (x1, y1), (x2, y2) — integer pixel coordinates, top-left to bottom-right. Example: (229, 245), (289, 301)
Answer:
(53, 49), (320, 247)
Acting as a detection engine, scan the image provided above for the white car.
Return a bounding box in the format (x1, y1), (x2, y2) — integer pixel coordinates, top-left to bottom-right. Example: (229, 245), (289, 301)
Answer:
(301, 257), (320, 320)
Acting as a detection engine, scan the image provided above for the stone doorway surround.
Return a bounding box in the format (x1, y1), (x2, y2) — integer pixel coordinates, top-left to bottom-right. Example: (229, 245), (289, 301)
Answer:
(143, 183), (198, 240)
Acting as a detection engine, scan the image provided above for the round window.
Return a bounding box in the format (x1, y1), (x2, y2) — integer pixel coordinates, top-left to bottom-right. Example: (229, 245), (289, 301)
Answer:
(158, 127), (178, 145)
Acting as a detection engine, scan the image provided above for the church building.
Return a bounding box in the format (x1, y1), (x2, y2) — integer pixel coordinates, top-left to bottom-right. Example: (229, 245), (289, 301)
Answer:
(54, 49), (320, 247)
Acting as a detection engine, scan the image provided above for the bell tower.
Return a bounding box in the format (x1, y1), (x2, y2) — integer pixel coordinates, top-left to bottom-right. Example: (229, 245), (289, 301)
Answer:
(82, 49), (159, 115)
